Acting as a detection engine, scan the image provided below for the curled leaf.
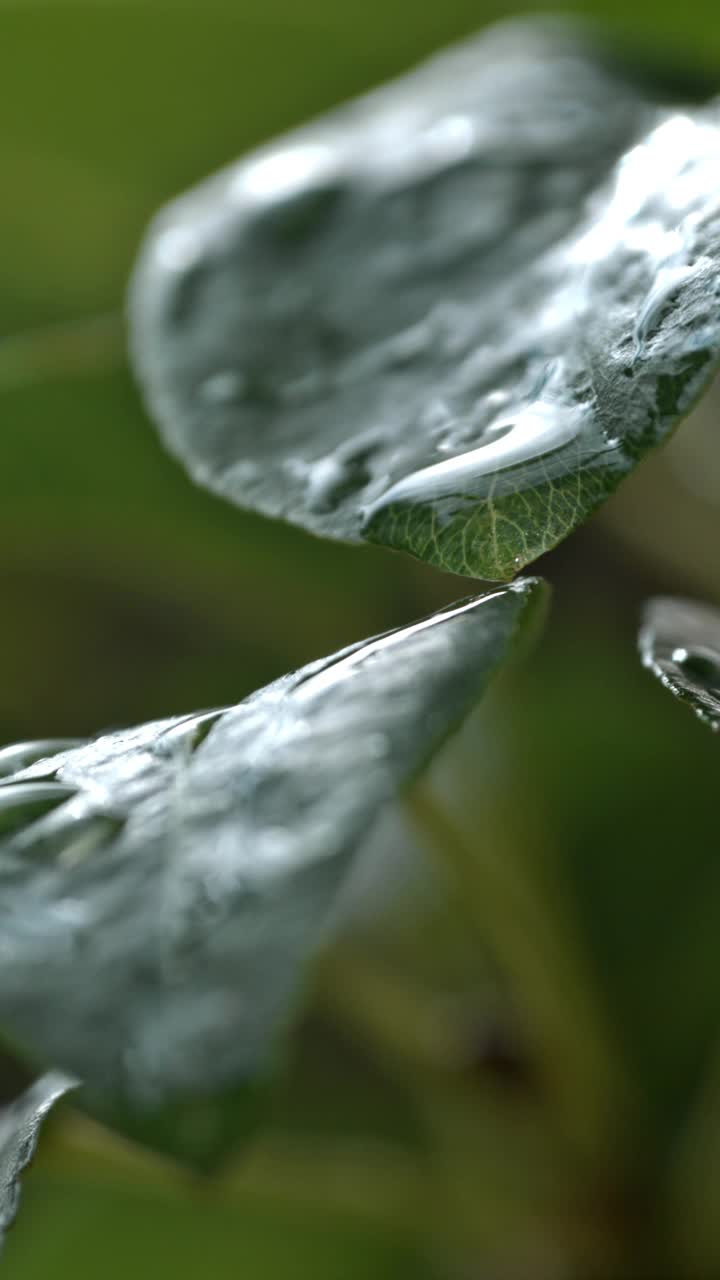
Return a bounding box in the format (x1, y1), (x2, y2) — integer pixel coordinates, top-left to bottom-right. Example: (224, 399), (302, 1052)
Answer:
(0, 579), (546, 1165)
(130, 20), (720, 580)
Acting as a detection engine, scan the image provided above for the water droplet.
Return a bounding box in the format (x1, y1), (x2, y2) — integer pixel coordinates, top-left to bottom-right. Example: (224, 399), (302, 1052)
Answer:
(155, 226), (202, 272)
(154, 710), (225, 759)
(422, 399), (454, 439)
(306, 457), (352, 513)
(366, 398), (592, 516)
(235, 143), (336, 205)
(305, 439), (380, 514)
(483, 389), (513, 413)
(634, 261), (700, 354)
(200, 371), (247, 405)
(672, 645), (720, 692)
(257, 179), (346, 245)
(421, 114), (476, 168)
(223, 459), (261, 489)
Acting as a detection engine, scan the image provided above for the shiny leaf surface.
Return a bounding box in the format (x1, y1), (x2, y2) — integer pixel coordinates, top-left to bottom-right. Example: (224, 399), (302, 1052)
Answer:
(0, 1074), (76, 1250)
(640, 596), (720, 730)
(0, 580), (545, 1165)
(130, 20), (720, 580)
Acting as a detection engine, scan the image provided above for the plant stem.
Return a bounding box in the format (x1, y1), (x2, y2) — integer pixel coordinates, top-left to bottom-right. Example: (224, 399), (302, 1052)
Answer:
(405, 782), (635, 1172)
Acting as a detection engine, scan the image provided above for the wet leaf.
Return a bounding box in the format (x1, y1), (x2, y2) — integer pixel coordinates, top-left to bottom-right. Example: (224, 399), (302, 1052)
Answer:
(640, 596), (720, 730)
(0, 742), (83, 779)
(0, 1073), (77, 1250)
(0, 579), (546, 1166)
(129, 19), (720, 581)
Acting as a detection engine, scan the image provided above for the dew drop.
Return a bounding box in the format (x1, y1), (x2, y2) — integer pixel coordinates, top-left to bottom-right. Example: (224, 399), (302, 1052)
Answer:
(200, 371), (247, 405)
(154, 710), (225, 759)
(236, 143), (335, 205)
(672, 645), (720, 692)
(306, 456), (352, 513)
(365, 398), (590, 516)
(633, 261), (699, 354)
(155, 226), (201, 272)
(421, 114), (476, 167)
(422, 399), (454, 437)
(305, 439), (380, 514)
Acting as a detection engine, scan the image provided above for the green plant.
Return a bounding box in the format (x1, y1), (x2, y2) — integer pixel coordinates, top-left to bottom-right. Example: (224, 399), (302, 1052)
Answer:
(3, 13), (720, 1279)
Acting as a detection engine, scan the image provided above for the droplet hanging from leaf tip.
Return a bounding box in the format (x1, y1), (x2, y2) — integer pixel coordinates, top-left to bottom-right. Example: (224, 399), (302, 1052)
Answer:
(672, 647), (720, 693)
(640, 596), (720, 730)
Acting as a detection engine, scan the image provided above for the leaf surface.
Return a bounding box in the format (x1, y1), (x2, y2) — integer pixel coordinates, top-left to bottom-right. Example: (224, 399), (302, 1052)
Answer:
(0, 1073), (76, 1250)
(0, 579), (545, 1164)
(130, 20), (720, 579)
(640, 596), (720, 730)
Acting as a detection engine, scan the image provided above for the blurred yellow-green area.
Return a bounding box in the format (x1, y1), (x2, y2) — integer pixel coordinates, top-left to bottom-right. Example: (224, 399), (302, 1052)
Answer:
(4, 2), (720, 1277)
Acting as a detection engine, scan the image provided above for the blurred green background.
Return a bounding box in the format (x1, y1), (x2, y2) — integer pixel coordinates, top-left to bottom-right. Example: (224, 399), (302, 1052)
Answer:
(3, 1), (720, 1276)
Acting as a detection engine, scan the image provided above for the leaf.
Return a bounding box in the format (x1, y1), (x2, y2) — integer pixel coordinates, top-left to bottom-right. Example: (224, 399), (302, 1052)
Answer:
(0, 362), (446, 745)
(639, 596), (720, 730)
(4, 2), (720, 338)
(129, 19), (720, 581)
(0, 579), (546, 1166)
(0, 1073), (77, 1250)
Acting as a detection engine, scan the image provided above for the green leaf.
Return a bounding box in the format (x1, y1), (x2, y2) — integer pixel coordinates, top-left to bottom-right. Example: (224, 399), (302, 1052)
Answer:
(0, 1073), (76, 1250)
(640, 596), (720, 730)
(129, 19), (720, 581)
(0, 579), (546, 1166)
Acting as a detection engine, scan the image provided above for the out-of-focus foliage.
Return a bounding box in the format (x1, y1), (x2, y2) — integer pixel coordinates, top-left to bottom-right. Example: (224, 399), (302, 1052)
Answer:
(3, 0), (720, 336)
(130, 21), (720, 582)
(0, 584), (543, 1168)
(4, 1), (720, 1277)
